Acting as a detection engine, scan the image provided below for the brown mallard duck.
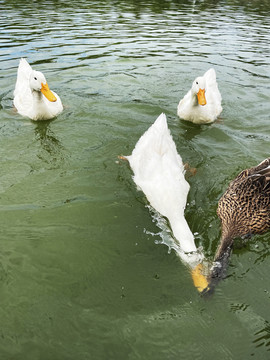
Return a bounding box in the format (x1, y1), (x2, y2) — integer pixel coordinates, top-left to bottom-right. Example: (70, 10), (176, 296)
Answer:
(198, 158), (270, 294)
(216, 157), (270, 259)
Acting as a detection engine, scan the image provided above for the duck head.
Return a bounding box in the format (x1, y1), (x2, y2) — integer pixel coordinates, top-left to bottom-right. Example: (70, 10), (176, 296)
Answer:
(191, 243), (233, 296)
(192, 76), (207, 106)
(191, 262), (210, 293)
(29, 70), (57, 102)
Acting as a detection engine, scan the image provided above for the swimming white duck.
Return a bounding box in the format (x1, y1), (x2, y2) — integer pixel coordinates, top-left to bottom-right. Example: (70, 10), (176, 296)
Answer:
(124, 113), (203, 268)
(177, 68), (222, 124)
(13, 58), (63, 121)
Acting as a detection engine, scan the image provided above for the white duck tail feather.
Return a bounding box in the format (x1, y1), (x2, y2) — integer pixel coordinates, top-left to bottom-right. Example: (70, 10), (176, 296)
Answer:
(204, 68), (216, 85)
(13, 58), (33, 111)
(15, 58), (32, 85)
(127, 113), (198, 256)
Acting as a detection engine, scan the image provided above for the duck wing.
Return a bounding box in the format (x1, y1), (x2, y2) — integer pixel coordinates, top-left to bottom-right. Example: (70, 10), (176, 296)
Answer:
(249, 157), (270, 180)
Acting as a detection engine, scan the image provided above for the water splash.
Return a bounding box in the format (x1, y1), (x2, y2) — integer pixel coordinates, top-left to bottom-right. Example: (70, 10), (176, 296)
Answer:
(145, 204), (204, 268)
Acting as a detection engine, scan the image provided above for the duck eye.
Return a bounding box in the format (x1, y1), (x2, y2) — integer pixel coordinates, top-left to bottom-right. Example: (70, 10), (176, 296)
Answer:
(196, 81), (198, 85)
(34, 77), (37, 80)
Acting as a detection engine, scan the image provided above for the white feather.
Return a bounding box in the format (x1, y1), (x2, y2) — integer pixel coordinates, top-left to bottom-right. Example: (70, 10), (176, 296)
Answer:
(126, 113), (203, 266)
(177, 68), (222, 124)
(13, 58), (63, 121)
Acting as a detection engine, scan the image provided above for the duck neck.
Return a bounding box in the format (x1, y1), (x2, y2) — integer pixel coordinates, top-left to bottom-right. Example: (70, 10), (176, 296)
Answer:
(169, 216), (197, 253)
(202, 243), (233, 296)
(214, 231), (234, 262)
(202, 232), (234, 296)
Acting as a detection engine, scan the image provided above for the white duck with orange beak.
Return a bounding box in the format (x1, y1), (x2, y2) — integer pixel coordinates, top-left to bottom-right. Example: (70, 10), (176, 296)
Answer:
(177, 68), (222, 124)
(14, 58), (63, 121)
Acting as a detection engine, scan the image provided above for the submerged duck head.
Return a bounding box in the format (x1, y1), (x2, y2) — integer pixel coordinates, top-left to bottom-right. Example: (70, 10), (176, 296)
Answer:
(192, 76), (207, 106)
(29, 70), (57, 102)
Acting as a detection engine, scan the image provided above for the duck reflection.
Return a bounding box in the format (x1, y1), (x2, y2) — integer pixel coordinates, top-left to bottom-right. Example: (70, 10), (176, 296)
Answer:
(180, 121), (207, 142)
(34, 120), (67, 167)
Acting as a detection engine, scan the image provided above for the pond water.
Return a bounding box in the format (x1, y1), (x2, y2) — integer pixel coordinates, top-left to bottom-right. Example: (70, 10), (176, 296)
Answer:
(0, 0), (270, 359)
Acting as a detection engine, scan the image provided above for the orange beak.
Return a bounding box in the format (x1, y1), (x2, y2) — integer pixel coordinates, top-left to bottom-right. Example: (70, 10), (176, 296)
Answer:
(41, 82), (57, 102)
(191, 263), (209, 293)
(197, 88), (207, 106)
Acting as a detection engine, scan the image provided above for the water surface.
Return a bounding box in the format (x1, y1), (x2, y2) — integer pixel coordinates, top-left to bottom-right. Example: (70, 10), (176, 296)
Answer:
(0, 0), (270, 359)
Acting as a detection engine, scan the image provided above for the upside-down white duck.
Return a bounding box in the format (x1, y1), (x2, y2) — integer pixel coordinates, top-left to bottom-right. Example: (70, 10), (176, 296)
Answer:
(124, 113), (204, 269)
(13, 58), (63, 121)
(177, 68), (222, 124)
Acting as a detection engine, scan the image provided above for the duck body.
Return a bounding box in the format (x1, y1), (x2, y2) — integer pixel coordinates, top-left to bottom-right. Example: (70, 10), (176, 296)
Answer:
(215, 158), (270, 261)
(201, 158), (270, 294)
(126, 113), (202, 265)
(13, 58), (63, 121)
(177, 68), (222, 124)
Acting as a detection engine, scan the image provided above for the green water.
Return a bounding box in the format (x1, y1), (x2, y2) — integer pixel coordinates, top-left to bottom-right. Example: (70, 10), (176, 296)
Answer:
(0, 0), (270, 359)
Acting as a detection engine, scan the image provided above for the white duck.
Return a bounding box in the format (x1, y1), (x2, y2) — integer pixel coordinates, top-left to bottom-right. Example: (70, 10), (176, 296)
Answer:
(124, 113), (204, 268)
(13, 58), (63, 121)
(177, 68), (222, 124)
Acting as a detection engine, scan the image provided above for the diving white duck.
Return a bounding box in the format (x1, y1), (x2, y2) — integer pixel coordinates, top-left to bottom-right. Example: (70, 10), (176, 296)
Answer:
(177, 68), (222, 124)
(13, 58), (63, 121)
(124, 113), (203, 267)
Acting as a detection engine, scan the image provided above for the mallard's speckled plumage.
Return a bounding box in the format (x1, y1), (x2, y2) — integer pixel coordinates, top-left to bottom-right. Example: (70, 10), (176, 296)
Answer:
(199, 158), (270, 295)
(215, 157), (270, 261)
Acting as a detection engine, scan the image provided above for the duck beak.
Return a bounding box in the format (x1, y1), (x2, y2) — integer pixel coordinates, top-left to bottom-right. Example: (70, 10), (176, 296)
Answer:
(191, 263), (209, 293)
(41, 82), (57, 102)
(197, 88), (207, 106)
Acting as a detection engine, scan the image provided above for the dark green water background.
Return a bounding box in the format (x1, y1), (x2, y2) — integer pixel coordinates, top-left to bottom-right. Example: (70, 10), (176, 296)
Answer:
(0, 0), (270, 359)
